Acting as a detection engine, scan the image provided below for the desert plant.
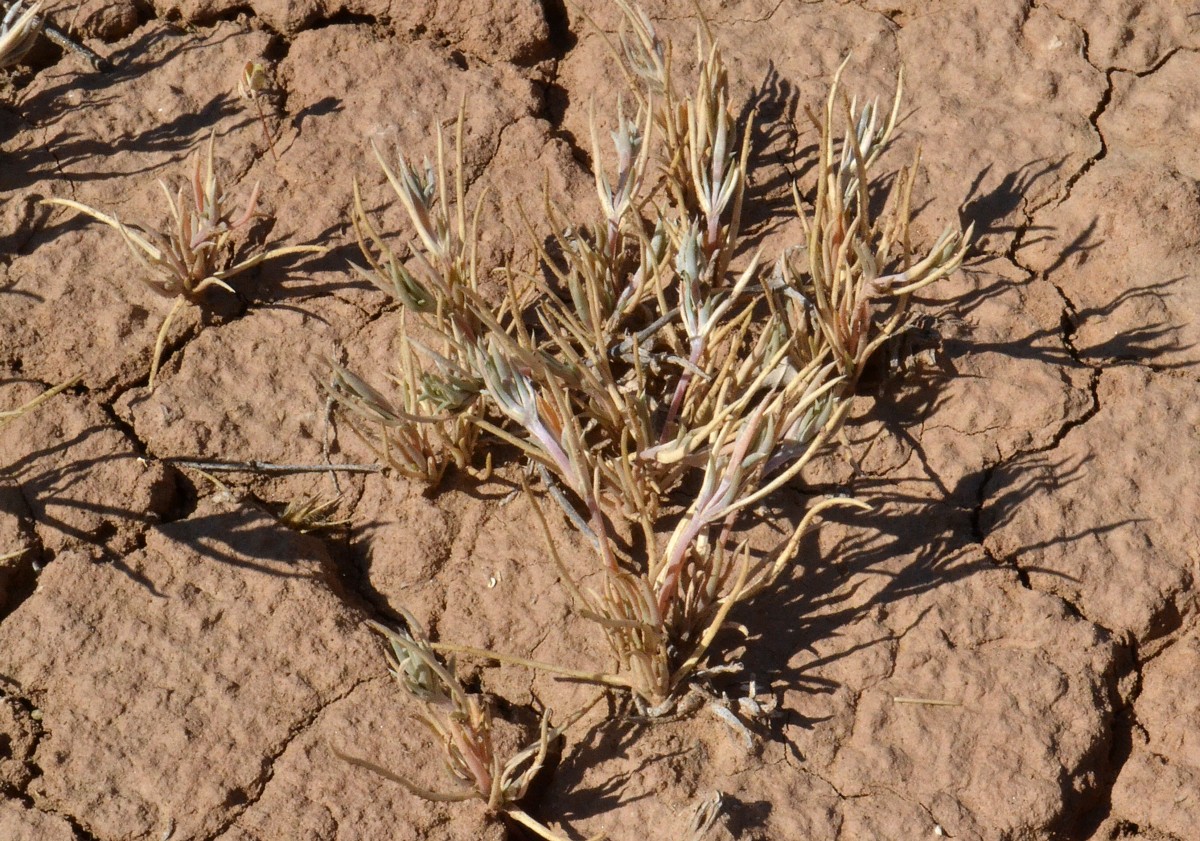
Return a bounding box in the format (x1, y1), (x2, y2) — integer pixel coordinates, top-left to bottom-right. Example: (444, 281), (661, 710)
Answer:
(0, 1), (42, 69)
(276, 490), (349, 533)
(780, 59), (971, 385)
(237, 60), (280, 163)
(336, 614), (602, 841)
(332, 6), (977, 839)
(43, 133), (325, 386)
(326, 103), (503, 484)
(338, 3), (970, 717)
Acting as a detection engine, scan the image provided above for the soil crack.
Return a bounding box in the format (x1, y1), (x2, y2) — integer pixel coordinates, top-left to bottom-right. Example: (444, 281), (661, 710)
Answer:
(0, 688), (103, 839)
(203, 676), (378, 840)
(971, 206), (1102, 590)
(1041, 25), (1184, 213)
(0, 481), (49, 620)
(1070, 637), (1144, 838)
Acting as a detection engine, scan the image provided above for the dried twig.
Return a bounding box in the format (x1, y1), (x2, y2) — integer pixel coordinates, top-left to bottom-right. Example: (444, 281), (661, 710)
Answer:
(164, 458), (382, 475)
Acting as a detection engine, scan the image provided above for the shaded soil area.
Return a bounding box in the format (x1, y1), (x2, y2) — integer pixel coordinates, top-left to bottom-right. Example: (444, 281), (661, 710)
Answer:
(3, 1), (1198, 839)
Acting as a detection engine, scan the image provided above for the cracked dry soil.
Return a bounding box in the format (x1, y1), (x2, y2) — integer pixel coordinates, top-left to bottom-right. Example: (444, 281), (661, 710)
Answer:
(2, 1), (1199, 839)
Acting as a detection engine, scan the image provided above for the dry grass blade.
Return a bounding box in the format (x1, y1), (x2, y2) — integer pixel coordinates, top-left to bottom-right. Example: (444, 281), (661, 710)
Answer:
(0, 374), (79, 430)
(687, 791), (726, 840)
(322, 354), (476, 485)
(43, 132), (326, 387)
(277, 490), (349, 533)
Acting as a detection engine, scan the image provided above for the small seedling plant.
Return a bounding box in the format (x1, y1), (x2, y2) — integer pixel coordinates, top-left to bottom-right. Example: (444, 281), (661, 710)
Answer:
(44, 133), (325, 386)
(237, 60), (280, 164)
(335, 614), (603, 841)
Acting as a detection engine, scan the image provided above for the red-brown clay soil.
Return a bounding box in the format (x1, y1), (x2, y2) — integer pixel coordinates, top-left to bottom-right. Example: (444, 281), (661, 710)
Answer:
(2, 2), (1199, 839)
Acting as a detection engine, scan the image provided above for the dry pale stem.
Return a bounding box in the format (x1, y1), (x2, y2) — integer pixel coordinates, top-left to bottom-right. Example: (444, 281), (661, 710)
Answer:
(0, 0), (42, 69)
